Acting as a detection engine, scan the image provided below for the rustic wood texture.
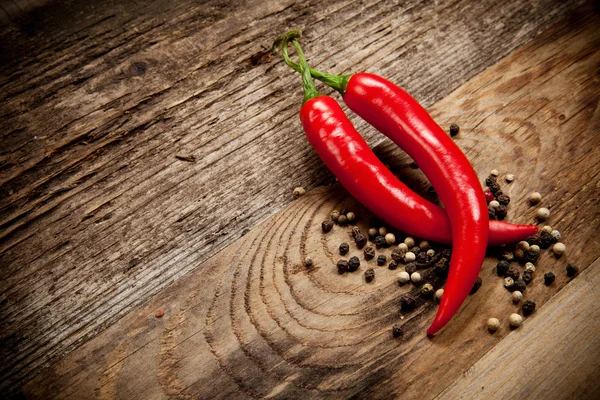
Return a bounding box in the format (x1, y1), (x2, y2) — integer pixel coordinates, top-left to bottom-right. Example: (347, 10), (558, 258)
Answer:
(438, 259), (600, 400)
(19, 5), (600, 399)
(1, 0), (587, 395)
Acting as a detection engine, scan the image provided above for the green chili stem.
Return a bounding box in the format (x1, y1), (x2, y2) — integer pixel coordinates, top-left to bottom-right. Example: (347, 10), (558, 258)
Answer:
(291, 39), (319, 103)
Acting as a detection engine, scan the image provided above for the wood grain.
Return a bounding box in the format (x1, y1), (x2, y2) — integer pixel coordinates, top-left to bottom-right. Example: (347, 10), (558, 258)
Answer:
(20, 5), (600, 399)
(437, 258), (600, 400)
(0, 0), (586, 395)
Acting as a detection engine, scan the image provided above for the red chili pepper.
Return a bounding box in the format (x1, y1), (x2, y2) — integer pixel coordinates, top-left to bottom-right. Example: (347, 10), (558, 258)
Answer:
(277, 34), (537, 335)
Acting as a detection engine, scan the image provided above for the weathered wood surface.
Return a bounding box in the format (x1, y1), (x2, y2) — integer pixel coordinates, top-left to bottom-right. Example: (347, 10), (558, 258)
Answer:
(438, 259), (600, 400)
(19, 5), (600, 399)
(1, 0), (587, 395)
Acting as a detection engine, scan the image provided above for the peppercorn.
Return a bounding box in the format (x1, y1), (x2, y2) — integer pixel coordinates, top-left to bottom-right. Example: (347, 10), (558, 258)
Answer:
(487, 317), (500, 332)
(496, 260), (510, 277)
(529, 244), (541, 255)
(551, 230), (561, 241)
(304, 257), (313, 268)
(489, 182), (501, 194)
(505, 174), (515, 183)
(526, 234), (542, 246)
(440, 248), (452, 259)
(541, 225), (553, 233)
(391, 248), (404, 263)
(426, 249), (435, 257)
(404, 237), (415, 248)
(536, 207), (550, 220)
(331, 210), (340, 222)
(405, 262), (418, 275)
(363, 245), (375, 260)
(378, 227), (387, 236)
(512, 290), (523, 303)
(421, 283), (434, 296)
(485, 175), (497, 186)
(517, 241), (530, 251)
(504, 277), (515, 290)
(293, 187), (305, 198)
(410, 272), (422, 283)
(435, 288), (444, 301)
(374, 235), (386, 248)
(404, 251), (416, 263)
(337, 259), (348, 274)
(377, 254), (387, 266)
(337, 215), (348, 226)
(524, 262), (536, 272)
(397, 271), (410, 284)
(354, 233), (367, 249)
(449, 123), (460, 136)
(514, 249), (524, 261)
(367, 228), (378, 240)
(490, 169), (499, 177)
(529, 192), (542, 204)
(348, 256), (360, 272)
(539, 231), (557, 249)
(489, 199), (500, 208)
(392, 325), (403, 338)
(351, 226), (361, 237)
(501, 249), (514, 261)
(513, 279), (526, 293)
(552, 242), (566, 256)
(339, 208), (349, 216)
(384, 233), (396, 245)
(495, 205), (508, 220)
(346, 211), (356, 222)
(364, 268), (375, 283)
(410, 246), (421, 255)
(418, 240), (430, 251)
(488, 205), (497, 220)
(523, 249), (539, 264)
(322, 220), (334, 233)
(400, 293), (417, 311)
(388, 260), (398, 270)
(416, 252), (429, 265)
(509, 313), (523, 329)
(496, 193), (510, 206)
(397, 243), (409, 252)
(470, 276), (482, 294)
(521, 300), (536, 316)
(544, 271), (555, 286)
(505, 265), (520, 280)
(434, 257), (450, 277)
(566, 264), (579, 277)
(522, 270), (533, 285)
(339, 242), (350, 255)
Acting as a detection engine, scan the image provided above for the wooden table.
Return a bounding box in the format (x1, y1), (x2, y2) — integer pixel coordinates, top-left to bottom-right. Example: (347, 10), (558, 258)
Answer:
(1, 0), (599, 398)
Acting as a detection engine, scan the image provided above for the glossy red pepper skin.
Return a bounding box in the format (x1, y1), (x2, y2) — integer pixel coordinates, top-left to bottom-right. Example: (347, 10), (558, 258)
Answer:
(343, 73), (487, 335)
(300, 95), (537, 247)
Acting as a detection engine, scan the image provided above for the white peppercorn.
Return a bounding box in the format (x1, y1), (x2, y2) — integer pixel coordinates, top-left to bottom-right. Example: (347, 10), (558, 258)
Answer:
(551, 230), (561, 241)
(536, 207), (550, 220)
(487, 317), (501, 332)
(552, 242), (566, 256)
(529, 245), (541, 255)
(509, 313), (523, 329)
(517, 241), (530, 251)
(397, 243), (409, 252)
(331, 210), (340, 222)
(404, 236), (415, 248)
(489, 200), (500, 209)
(410, 272), (422, 283)
(525, 262), (536, 272)
(541, 225), (553, 233)
(504, 277), (514, 288)
(490, 169), (499, 176)
(435, 288), (444, 301)
(397, 271), (410, 284)
(385, 233), (396, 245)
(378, 227), (388, 236)
(426, 249), (435, 257)
(529, 192), (542, 204)
(505, 174), (515, 183)
(346, 212), (356, 222)
(404, 251), (416, 262)
(293, 187), (305, 198)
(512, 291), (523, 303)
(421, 283), (434, 296)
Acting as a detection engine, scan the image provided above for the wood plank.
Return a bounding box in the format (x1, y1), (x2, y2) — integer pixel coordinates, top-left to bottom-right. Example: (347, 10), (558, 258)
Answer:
(436, 258), (600, 400)
(0, 0), (586, 395)
(20, 5), (600, 399)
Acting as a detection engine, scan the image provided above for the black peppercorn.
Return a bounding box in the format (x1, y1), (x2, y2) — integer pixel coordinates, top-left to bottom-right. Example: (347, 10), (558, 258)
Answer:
(505, 265), (521, 280)
(496, 260), (510, 277)
(337, 259), (348, 274)
(400, 293), (417, 311)
(354, 233), (367, 249)
(488, 205), (497, 220)
(566, 264), (579, 277)
(522, 300), (536, 316)
(364, 268), (375, 283)
(488, 182), (501, 194)
(392, 325), (403, 338)
(351, 226), (362, 238)
(440, 248), (452, 259)
(410, 246), (421, 255)
(526, 234), (542, 246)
(522, 269), (533, 285)
(543, 271), (555, 285)
(388, 260), (399, 270)
(348, 256), (360, 272)
(405, 262), (418, 275)
(495, 205), (508, 220)
(322, 220), (334, 233)
(485, 175), (497, 187)
(337, 215), (348, 226)
(339, 208), (349, 216)
(496, 193), (511, 205)
(377, 254), (387, 266)
(374, 235), (386, 249)
(539, 231), (558, 249)
(523, 249), (540, 264)
(449, 123), (460, 136)
(434, 257), (450, 277)
(363, 245), (375, 260)
(304, 258), (313, 268)
(339, 242), (350, 255)
(513, 279), (527, 293)
(469, 276), (482, 294)
(416, 252), (430, 265)
(391, 248), (404, 262)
